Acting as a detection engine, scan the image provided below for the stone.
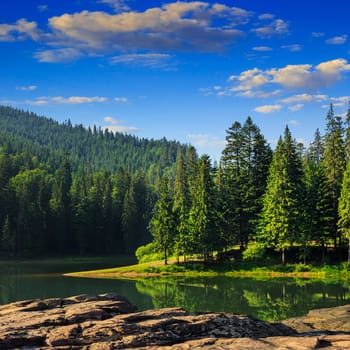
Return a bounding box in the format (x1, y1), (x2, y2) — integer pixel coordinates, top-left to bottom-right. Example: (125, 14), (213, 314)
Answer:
(0, 294), (349, 349)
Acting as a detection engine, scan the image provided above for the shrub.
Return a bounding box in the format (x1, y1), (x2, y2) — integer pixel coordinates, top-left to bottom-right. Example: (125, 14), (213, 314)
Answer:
(135, 242), (163, 263)
(294, 263), (312, 272)
(243, 242), (266, 261)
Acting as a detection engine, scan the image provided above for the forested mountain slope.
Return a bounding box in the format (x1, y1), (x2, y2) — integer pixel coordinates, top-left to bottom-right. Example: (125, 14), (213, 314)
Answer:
(0, 105), (189, 178)
(0, 105), (194, 257)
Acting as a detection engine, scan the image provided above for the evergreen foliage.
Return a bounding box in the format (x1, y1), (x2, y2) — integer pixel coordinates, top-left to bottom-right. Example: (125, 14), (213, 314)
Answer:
(1, 104), (350, 265)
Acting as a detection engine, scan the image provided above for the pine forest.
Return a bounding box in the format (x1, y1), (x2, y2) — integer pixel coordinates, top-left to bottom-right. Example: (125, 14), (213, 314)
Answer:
(1, 104), (350, 265)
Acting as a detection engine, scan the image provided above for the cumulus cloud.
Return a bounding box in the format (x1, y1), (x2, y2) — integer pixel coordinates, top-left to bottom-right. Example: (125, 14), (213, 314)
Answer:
(103, 116), (139, 133)
(46, 2), (248, 54)
(0, 19), (40, 41)
(252, 19), (289, 38)
(229, 68), (270, 91)
(271, 61), (344, 89)
(16, 85), (37, 91)
(254, 104), (282, 113)
(326, 35), (347, 45)
(25, 96), (108, 105)
(206, 59), (350, 101)
(34, 48), (83, 63)
(235, 58), (350, 91)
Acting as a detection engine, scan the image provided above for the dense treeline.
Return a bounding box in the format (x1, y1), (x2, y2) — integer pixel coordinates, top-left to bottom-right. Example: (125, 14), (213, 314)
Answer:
(0, 106), (193, 257)
(1, 104), (350, 264)
(0, 106), (188, 180)
(147, 104), (350, 265)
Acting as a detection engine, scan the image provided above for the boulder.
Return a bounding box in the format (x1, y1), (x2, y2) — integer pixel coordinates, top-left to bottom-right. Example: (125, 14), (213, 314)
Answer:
(0, 294), (349, 349)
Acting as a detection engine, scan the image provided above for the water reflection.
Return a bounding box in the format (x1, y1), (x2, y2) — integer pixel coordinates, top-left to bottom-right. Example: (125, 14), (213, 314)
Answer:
(135, 277), (350, 320)
(0, 261), (349, 321)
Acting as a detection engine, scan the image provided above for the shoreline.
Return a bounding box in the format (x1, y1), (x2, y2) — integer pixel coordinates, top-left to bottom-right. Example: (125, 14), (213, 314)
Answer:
(64, 259), (349, 280)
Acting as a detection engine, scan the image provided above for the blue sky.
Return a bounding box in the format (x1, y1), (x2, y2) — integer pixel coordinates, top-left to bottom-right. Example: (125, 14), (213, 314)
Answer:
(0, 0), (349, 161)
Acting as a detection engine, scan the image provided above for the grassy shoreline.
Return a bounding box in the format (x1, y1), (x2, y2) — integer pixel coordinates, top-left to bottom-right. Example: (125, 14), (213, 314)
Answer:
(64, 259), (350, 281)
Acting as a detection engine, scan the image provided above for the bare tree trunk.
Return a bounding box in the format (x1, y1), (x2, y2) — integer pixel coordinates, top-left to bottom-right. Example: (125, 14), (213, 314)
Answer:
(281, 248), (285, 265)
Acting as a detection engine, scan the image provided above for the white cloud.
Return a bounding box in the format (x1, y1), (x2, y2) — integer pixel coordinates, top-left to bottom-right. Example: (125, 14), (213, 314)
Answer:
(288, 104), (304, 112)
(25, 96), (108, 105)
(269, 58), (350, 89)
(287, 119), (300, 125)
(34, 48), (83, 63)
(235, 89), (281, 98)
(258, 13), (275, 20)
(104, 116), (117, 123)
(111, 53), (172, 68)
(38, 5), (48, 12)
(252, 19), (289, 38)
(187, 133), (225, 148)
(209, 59), (350, 101)
(312, 32), (324, 38)
(103, 116), (139, 133)
(330, 95), (350, 107)
(281, 44), (302, 52)
(252, 46), (273, 52)
(99, 0), (130, 12)
(0, 19), (40, 42)
(114, 97), (128, 103)
(281, 93), (328, 104)
(326, 35), (347, 45)
(16, 85), (37, 91)
(46, 2), (248, 54)
(254, 104), (282, 113)
(229, 68), (270, 91)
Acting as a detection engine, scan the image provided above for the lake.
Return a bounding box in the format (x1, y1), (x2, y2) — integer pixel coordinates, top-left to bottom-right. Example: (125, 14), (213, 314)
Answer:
(1, 257), (349, 321)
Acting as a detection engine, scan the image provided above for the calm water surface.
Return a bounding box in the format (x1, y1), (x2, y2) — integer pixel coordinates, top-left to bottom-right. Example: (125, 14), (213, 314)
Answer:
(1, 258), (349, 321)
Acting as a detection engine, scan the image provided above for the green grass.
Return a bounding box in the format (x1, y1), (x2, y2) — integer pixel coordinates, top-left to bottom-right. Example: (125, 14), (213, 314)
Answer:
(66, 258), (350, 280)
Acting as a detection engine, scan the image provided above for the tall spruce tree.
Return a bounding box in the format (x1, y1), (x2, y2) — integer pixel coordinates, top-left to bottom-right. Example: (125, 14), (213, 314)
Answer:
(188, 155), (218, 261)
(258, 127), (303, 264)
(338, 161), (350, 262)
(345, 101), (350, 161)
(303, 130), (332, 262)
(220, 117), (272, 250)
(322, 104), (345, 247)
(172, 150), (191, 262)
(149, 175), (175, 265)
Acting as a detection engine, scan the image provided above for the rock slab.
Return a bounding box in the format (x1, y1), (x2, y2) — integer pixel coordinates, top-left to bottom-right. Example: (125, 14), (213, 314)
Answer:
(0, 294), (349, 349)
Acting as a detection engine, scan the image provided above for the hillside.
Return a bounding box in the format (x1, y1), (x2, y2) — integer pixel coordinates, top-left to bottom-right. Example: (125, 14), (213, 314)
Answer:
(0, 105), (195, 257)
(0, 105), (190, 179)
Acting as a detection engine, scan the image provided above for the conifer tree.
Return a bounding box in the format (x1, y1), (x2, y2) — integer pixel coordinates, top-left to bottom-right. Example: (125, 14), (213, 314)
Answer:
(188, 155), (218, 261)
(338, 161), (350, 262)
(220, 118), (272, 250)
(172, 150), (191, 262)
(322, 104), (345, 247)
(149, 175), (175, 264)
(303, 130), (332, 262)
(258, 127), (303, 264)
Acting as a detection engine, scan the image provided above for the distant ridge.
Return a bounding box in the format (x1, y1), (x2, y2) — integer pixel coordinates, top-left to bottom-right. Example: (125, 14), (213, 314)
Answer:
(0, 105), (191, 179)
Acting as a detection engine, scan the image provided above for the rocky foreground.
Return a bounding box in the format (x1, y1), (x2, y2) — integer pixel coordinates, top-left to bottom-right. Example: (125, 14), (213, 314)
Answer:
(0, 294), (350, 349)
